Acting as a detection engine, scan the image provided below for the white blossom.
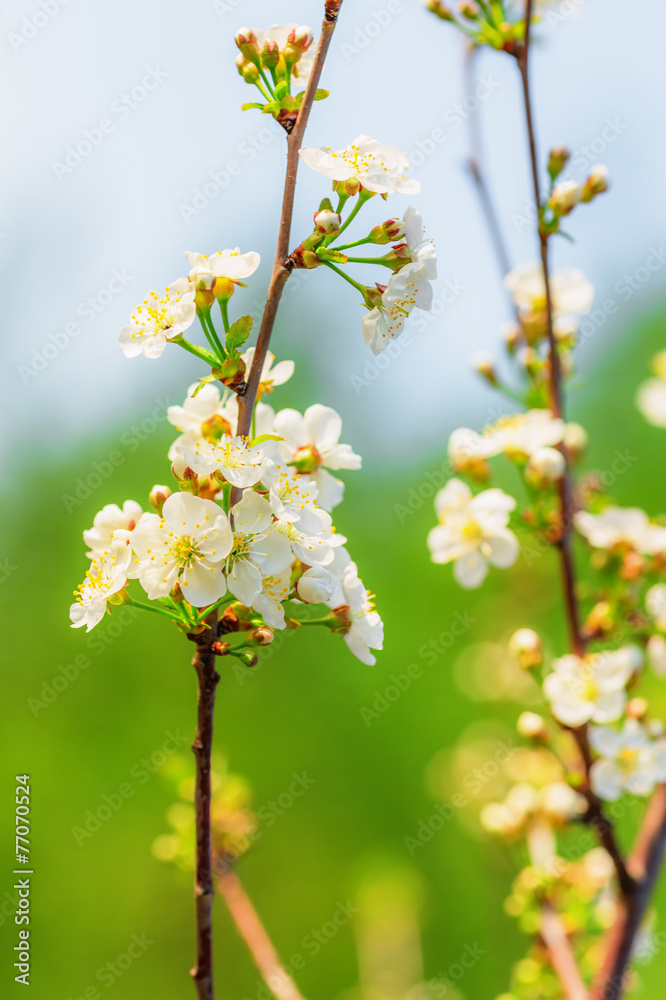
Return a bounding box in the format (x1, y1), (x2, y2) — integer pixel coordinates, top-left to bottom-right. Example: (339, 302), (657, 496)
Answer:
(401, 206), (437, 279)
(83, 500), (143, 558)
(637, 377), (666, 428)
(505, 263), (594, 318)
(361, 262), (433, 356)
(296, 565), (336, 604)
(481, 409), (565, 459)
(299, 134), (421, 195)
(427, 479), (519, 588)
(273, 404), (361, 511)
(184, 248), (260, 283)
(119, 280), (196, 359)
(70, 532), (132, 632)
(590, 720), (666, 800)
(574, 506), (666, 554)
(130, 493), (232, 606)
(276, 506), (345, 566)
(174, 434), (275, 488)
(543, 646), (642, 727)
(332, 564), (384, 666)
(227, 492), (292, 607)
(252, 569), (292, 630)
(261, 461), (321, 532)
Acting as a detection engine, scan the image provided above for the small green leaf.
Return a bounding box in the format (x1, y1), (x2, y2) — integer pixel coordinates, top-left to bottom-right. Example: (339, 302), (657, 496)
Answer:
(275, 81), (290, 100)
(313, 89), (329, 102)
(248, 433), (285, 448)
(226, 315), (253, 353)
(191, 374), (218, 397)
(241, 102), (266, 111)
(318, 197), (334, 213)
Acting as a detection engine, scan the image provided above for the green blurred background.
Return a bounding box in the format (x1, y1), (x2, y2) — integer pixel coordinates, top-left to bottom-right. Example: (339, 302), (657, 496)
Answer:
(3, 306), (666, 1000)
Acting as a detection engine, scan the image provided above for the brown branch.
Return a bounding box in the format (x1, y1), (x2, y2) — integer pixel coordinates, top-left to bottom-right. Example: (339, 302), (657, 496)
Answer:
(231, 0), (344, 507)
(218, 870), (307, 1000)
(590, 785), (666, 1000)
(464, 45), (514, 286)
(540, 903), (589, 1000)
(190, 611), (221, 1000)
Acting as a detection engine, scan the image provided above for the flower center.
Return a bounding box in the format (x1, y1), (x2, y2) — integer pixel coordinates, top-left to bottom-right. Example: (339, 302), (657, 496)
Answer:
(170, 535), (201, 568)
(290, 444), (322, 474)
(617, 747), (640, 773)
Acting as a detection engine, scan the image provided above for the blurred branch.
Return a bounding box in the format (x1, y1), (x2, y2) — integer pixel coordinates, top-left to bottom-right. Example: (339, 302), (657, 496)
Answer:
(218, 870), (307, 1000)
(232, 1), (345, 507)
(590, 785), (666, 1000)
(540, 903), (589, 1000)
(464, 45), (514, 289)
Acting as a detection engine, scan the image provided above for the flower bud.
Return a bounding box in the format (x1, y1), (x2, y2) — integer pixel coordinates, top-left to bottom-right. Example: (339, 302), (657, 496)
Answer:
(554, 315), (577, 349)
(235, 27), (260, 64)
(459, 1), (479, 17)
(471, 350), (498, 386)
(581, 165), (609, 202)
(525, 446), (566, 486)
(425, 0), (455, 20)
(369, 218), (406, 244)
(213, 276), (235, 301)
(548, 180), (582, 217)
(149, 484), (172, 515)
(583, 600), (613, 638)
(314, 209), (342, 235)
(171, 581), (185, 604)
(236, 55), (260, 84)
(547, 146), (570, 179)
(249, 627), (274, 646)
(287, 25), (313, 52)
(171, 456), (199, 494)
(297, 566), (335, 604)
(508, 628), (542, 670)
(517, 712), (549, 742)
(563, 422), (588, 461)
(237, 650), (259, 667)
(501, 321), (522, 354)
(188, 266), (216, 291)
(260, 39), (280, 69)
(333, 177), (361, 198)
(626, 697), (649, 720)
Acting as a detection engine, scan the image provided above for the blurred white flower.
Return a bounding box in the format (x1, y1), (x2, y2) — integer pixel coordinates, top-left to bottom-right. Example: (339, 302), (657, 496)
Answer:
(427, 479), (518, 588)
(505, 263), (593, 318)
(543, 647), (642, 727)
(574, 506), (666, 554)
(590, 719), (666, 800)
(185, 248), (260, 283)
(241, 348), (294, 395)
(481, 409), (565, 460)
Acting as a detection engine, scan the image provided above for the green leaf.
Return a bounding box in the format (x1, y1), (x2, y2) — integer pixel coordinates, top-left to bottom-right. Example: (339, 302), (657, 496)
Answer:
(318, 197), (334, 213)
(316, 248), (348, 263)
(226, 315), (253, 353)
(275, 80), (290, 100)
(248, 433), (285, 448)
(241, 102), (266, 111)
(313, 89), (329, 102)
(191, 374), (219, 397)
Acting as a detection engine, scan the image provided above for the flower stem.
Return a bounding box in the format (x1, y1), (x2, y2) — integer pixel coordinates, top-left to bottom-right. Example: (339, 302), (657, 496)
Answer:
(124, 597), (185, 622)
(332, 236), (375, 251)
(178, 338), (219, 366)
(202, 311), (227, 363)
(232, 1), (345, 507)
(219, 299), (230, 335)
(325, 190), (372, 245)
(321, 260), (368, 295)
(190, 610), (221, 1000)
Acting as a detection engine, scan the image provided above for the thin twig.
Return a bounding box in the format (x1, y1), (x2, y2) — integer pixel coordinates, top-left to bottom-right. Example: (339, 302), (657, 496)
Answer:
(464, 45), (514, 286)
(190, 610), (221, 999)
(218, 870), (307, 1000)
(231, 0), (344, 507)
(540, 903), (589, 1000)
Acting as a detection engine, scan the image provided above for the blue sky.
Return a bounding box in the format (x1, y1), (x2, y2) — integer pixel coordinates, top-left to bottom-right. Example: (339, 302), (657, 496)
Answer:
(3, 0), (666, 473)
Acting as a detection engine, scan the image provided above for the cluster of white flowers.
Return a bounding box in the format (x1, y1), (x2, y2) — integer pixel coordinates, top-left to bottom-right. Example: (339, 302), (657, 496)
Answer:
(71, 353), (382, 666)
(298, 137), (436, 355)
(575, 505), (666, 556)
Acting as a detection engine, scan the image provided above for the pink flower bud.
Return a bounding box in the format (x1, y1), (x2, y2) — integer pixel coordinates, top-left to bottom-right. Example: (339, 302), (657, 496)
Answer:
(314, 209), (341, 235)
